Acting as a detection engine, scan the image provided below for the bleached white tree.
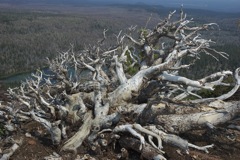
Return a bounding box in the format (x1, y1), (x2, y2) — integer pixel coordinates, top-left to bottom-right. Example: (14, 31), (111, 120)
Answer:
(1, 9), (240, 160)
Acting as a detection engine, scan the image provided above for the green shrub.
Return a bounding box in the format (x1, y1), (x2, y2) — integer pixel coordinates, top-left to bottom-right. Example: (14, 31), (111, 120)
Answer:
(0, 124), (5, 137)
(185, 76), (234, 100)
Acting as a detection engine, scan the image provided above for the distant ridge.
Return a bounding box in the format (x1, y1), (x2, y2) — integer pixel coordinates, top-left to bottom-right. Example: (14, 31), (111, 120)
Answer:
(0, 0), (92, 4)
(0, 0), (239, 13)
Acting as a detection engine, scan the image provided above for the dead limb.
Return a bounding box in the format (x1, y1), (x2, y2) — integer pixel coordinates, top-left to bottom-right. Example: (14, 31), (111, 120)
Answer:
(155, 101), (240, 133)
(0, 138), (23, 160)
(119, 137), (166, 160)
(61, 111), (93, 153)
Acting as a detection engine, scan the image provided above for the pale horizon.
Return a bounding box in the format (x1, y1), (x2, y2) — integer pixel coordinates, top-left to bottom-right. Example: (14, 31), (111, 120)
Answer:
(0, 0), (239, 13)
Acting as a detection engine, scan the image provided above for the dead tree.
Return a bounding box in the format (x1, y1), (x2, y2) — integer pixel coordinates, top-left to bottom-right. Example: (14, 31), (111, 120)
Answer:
(1, 9), (240, 160)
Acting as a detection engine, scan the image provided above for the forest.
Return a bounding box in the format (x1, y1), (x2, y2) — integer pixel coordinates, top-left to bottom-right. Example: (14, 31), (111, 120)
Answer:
(0, 4), (239, 81)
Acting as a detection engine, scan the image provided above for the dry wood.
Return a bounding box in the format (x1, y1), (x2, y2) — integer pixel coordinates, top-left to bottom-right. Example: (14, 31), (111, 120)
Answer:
(1, 8), (239, 160)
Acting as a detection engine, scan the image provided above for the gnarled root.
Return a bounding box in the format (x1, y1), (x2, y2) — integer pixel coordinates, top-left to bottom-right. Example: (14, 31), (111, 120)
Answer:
(119, 136), (166, 160)
(30, 110), (62, 145)
(113, 124), (163, 151)
(146, 125), (214, 154)
(0, 137), (23, 160)
(61, 111), (93, 153)
(228, 124), (240, 131)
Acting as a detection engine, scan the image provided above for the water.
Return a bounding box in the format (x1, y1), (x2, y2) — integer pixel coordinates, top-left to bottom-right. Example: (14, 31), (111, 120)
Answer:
(0, 68), (50, 86)
(0, 67), (91, 87)
(0, 72), (32, 84)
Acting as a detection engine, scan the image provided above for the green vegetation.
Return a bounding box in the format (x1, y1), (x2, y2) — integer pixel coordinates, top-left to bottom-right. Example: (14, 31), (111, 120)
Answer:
(0, 81), (21, 90)
(199, 76), (234, 98)
(0, 124), (5, 137)
(185, 76), (234, 100)
(180, 44), (240, 79)
(0, 10), (125, 78)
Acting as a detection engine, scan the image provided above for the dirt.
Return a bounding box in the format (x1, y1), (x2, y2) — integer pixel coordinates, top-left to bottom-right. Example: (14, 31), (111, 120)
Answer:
(0, 118), (238, 160)
(1, 89), (240, 160)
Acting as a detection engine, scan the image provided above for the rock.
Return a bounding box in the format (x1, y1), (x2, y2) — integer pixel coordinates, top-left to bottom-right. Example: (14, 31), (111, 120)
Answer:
(25, 132), (32, 138)
(27, 139), (36, 145)
(52, 152), (60, 157)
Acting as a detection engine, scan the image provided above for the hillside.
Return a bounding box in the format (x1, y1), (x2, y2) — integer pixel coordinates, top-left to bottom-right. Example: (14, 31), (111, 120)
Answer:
(0, 4), (239, 81)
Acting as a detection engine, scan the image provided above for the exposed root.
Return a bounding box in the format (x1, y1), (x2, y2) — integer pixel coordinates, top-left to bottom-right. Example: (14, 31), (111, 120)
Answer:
(119, 136), (166, 160)
(61, 111), (93, 153)
(30, 110), (62, 145)
(0, 137), (23, 160)
(228, 124), (240, 131)
(146, 125), (214, 154)
(113, 124), (146, 150)
(133, 123), (163, 149)
(188, 143), (214, 153)
(44, 152), (62, 160)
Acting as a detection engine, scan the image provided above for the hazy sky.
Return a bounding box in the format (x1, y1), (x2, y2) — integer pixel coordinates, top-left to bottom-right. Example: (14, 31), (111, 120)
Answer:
(0, 0), (239, 12)
(104, 0), (240, 12)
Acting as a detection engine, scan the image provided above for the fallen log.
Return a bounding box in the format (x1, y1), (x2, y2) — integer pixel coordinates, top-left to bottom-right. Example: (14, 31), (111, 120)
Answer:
(155, 101), (240, 133)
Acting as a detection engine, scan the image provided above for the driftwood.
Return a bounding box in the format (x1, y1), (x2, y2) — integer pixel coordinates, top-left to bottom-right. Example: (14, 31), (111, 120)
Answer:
(1, 8), (240, 160)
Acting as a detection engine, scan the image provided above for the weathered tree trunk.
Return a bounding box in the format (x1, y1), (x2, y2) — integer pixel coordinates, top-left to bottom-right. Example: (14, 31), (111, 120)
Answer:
(154, 101), (240, 133)
(61, 111), (93, 152)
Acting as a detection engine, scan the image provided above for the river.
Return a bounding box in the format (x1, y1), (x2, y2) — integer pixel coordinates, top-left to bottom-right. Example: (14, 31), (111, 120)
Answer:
(0, 68), (50, 87)
(0, 68), (91, 88)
